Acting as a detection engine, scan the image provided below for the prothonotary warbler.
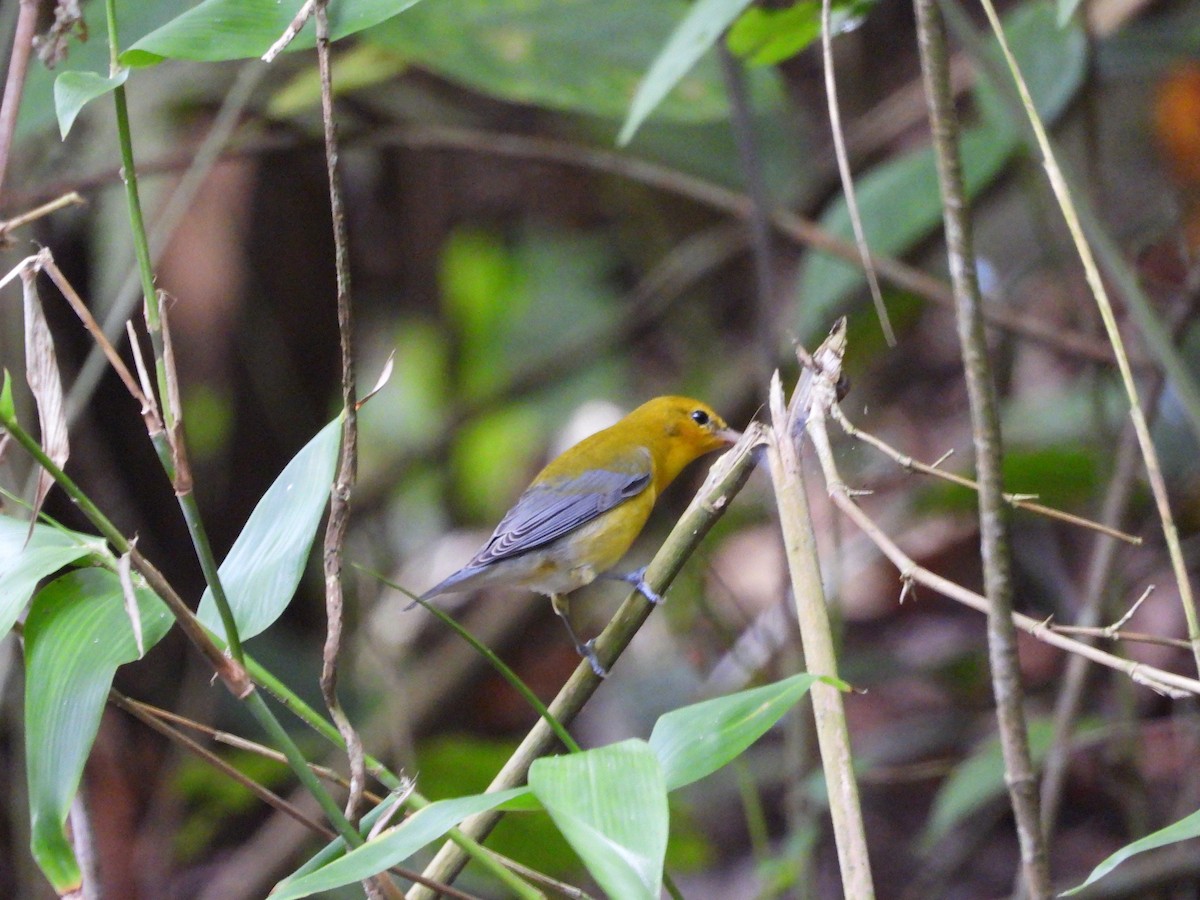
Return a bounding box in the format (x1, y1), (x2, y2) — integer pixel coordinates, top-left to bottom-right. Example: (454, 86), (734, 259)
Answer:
(419, 395), (740, 676)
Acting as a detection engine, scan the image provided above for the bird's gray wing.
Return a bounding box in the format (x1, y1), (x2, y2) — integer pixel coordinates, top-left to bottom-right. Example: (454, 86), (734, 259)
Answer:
(469, 464), (651, 567)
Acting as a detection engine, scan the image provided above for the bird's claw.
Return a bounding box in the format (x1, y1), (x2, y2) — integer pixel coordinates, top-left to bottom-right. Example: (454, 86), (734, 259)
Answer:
(615, 566), (663, 604)
(579, 639), (608, 678)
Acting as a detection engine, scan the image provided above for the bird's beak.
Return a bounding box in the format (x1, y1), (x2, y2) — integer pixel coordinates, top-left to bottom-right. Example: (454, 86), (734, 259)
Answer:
(716, 426), (742, 446)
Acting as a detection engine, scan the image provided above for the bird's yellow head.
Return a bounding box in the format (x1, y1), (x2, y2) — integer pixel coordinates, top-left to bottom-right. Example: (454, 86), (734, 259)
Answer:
(627, 395), (741, 491)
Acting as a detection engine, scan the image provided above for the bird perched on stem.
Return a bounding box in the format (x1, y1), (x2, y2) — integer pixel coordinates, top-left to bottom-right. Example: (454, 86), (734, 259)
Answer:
(419, 395), (740, 676)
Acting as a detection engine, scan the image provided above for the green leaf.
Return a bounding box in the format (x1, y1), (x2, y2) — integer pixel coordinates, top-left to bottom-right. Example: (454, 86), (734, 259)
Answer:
(0, 514), (104, 638)
(1061, 807), (1200, 896)
(649, 672), (830, 791)
(618, 0), (755, 145)
(796, 0), (1087, 323)
(24, 569), (172, 891)
(530, 740), (669, 900)
(53, 69), (129, 139)
(121, 0), (426, 66)
(366, 0), (739, 126)
(271, 788), (529, 899)
(196, 415), (342, 642)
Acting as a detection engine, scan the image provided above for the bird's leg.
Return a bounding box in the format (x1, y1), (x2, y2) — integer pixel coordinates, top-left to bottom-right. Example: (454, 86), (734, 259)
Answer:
(551, 594), (607, 678)
(605, 566), (663, 604)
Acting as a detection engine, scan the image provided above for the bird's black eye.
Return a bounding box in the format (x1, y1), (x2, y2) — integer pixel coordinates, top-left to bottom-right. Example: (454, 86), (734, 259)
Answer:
(691, 409), (710, 426)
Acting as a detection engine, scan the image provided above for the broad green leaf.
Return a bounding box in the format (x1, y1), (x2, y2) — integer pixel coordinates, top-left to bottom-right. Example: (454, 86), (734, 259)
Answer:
(921, 717), (1095, 850)
(531, 740), (669, 900)
(197, 415), (341, 642)
(0, 514), (104, 638)
(796, 0), (1086, 323)
(121, 0), (426, 66)
(53, 69), (129, 139)
(1061, 807), (1200, 896)
(649, 672), (830, 791)
(366, 0), (738, 126)
(24, 569), (172, 892)
(271, 788), (529, 899)
(618, 0), (755, 145)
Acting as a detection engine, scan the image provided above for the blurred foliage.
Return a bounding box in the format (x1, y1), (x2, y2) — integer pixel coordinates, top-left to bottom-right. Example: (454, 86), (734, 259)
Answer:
(173, 750), (293, 861)
(4, 0), (1200, 894)
(727, 0), (880, 67)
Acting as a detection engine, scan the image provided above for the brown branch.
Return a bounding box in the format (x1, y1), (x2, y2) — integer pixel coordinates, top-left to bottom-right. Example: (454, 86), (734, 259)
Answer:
(828, 401), (1141, 546)
(0, 0), (40, 208)
(313, 0), (367, 826)
(0, 191), (85, 244)
(913, 1), (1050, 893)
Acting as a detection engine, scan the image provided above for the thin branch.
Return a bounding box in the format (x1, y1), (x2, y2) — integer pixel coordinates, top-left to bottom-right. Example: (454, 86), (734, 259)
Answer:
(262, 0), (316, 63)
(913, 1), (1050, 892)
(0, 191), (86, 243)
(828, 402), (1141, 545)
(0, 0), (39, 207)
(122, 698), (384, 800)
(820, 0), (894, 345)
(313, 0), (367, 824)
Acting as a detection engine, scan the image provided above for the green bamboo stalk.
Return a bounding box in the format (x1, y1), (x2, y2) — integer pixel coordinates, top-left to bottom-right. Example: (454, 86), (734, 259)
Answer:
(764, 326), (874, 899)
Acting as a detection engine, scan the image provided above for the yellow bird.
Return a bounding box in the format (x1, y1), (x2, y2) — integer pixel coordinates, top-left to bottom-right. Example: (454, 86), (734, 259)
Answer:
(420, 396), (740, 675)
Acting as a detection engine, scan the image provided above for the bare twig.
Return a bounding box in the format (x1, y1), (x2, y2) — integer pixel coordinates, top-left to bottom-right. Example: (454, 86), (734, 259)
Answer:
(913, 2), (1049, 892)
(312, 0), (367, 824)
(0, 191), (85, 242)
(828, 402), (1141, 545)
(0, 0), (39, 207)
(35, 251), (160, 428)
(1047, 625), (1190, 652)
(821, 0), (894, 345)
(262, 0), (316, 63)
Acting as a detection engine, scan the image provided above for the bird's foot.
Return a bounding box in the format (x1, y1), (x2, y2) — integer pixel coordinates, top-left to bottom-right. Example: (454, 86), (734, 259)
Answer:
(578, 639), (608, 678)
(612, 566), (663, 604)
